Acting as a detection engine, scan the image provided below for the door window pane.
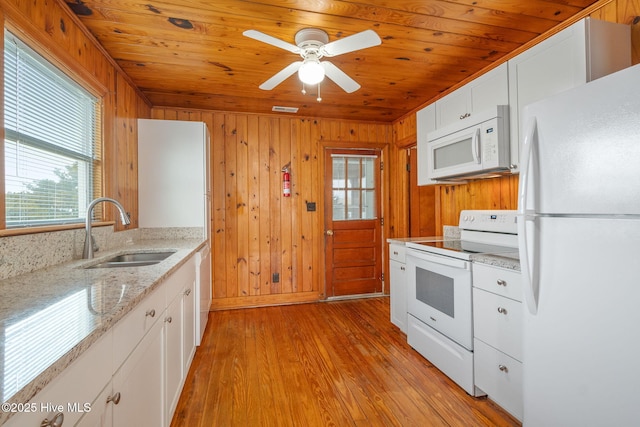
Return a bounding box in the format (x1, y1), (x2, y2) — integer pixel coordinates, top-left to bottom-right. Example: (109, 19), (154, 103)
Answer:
(331, 154), (377, 221)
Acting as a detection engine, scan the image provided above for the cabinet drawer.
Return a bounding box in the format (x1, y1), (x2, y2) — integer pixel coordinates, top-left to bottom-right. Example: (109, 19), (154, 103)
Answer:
(473, 288), (522, 361)
(473, 263), (522, 302)
(113, 283), (165, 369)
(165, 256), (196, 305)
(474, 338), (523, 421)
(389, 243), (406, 263)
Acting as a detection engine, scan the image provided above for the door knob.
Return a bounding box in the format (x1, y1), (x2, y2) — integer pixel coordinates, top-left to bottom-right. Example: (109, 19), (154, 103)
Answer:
(326, 230), (334, 236)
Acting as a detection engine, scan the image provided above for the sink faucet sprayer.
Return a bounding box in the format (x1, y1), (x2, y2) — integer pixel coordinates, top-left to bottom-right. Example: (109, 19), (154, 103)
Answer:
(83, 197), (131, 259)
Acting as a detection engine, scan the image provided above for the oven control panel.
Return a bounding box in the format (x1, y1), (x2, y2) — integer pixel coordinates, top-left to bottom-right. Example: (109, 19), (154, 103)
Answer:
(459, 210), (517, 234)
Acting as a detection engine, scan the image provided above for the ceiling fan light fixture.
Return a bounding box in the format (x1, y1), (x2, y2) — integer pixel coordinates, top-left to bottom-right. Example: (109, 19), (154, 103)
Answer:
(298, 59), (325, 85)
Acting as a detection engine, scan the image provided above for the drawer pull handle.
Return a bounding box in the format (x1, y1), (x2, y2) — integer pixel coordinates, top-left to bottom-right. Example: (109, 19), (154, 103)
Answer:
(145, 309), (156, 318)
(165, 316), (173, 323)
(393, 251), (398, 255)
(459, 112), (471, 120)
(496, 279), (507, 286)
(41, 412), (64, 427)
(497, 307), (508, 314)
(107, 392), (121, 405)
(400, 266), (405, 271)
(499, 364), (509, 373)
(184, 288), (192, 296)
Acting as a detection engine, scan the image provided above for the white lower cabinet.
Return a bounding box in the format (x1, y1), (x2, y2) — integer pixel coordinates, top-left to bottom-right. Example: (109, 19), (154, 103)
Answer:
(3, 331), (112, 427)
(474, 339), (523, 418)
(388, 243), (407, 333)
(164, 256), (197, 423)
(4, 254), (198, 427)
(76, 382), (114, 427)
(165, 292), (184, 422)
(112, 316), (165, 427)
(472, 263), (523, 421)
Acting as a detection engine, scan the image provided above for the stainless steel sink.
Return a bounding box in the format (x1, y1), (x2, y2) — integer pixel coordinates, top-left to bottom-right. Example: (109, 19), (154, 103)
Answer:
(86, 250), (176, 268)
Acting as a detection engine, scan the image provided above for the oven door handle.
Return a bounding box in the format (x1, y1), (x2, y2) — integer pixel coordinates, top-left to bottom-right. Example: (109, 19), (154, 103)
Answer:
(407, 251), (469, 270)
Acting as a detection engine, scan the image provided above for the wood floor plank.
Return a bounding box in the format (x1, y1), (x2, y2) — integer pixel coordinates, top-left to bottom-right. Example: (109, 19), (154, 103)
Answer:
(171, 297), (521, 427)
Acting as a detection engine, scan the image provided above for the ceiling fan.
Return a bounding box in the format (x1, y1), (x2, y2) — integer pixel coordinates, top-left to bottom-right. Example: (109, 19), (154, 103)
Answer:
(243, 28), (381, 95)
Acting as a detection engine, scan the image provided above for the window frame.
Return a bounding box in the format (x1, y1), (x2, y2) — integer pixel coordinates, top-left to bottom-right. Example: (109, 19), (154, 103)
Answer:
(1, 22), (107, 235)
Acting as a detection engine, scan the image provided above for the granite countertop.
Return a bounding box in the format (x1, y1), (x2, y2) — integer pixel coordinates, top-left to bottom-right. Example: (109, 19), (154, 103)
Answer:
(0, 237), (206, 416)
(387, 236), (441, 244)
(472, 251), (521, 271)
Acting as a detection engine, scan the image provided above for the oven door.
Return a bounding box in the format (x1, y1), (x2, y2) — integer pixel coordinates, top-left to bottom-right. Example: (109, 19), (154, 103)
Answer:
(406, 248), (473, 350)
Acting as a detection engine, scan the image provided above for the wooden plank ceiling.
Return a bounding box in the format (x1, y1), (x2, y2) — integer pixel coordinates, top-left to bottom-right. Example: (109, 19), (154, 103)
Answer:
(65, 0), (600, 122)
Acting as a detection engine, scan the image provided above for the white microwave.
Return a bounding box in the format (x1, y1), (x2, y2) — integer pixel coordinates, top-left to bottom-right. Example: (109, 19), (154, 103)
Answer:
(428, 105), (511, 181)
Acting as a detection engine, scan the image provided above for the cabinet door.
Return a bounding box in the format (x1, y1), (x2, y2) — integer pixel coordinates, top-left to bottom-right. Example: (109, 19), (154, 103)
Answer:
(436, 62), (509, 129)
(2, 331), (112, 427)
(469, 62), (509, 115)
(165, 294), (183, 425)
(76, 382), (114, 427)
(416, 104), (437, 186)
(508, 20), (588, 173)
(183, 282), (196, 371)
(435, 86), (470, 128)
(508, 18), (629, 173)
(113, 316), (164, 427)
(474, 339), (523, 421)
(389, 259), (407, 333)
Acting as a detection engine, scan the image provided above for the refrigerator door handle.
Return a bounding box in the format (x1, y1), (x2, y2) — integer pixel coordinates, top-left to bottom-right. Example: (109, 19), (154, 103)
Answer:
(518, 117), (539, 314)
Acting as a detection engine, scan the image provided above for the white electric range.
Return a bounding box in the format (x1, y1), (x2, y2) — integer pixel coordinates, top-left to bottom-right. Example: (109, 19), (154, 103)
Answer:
(404, 210), (518, 396)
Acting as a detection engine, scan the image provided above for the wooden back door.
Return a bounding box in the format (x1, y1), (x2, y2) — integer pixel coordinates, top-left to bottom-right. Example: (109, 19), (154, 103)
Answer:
(324, 149), (382, 298)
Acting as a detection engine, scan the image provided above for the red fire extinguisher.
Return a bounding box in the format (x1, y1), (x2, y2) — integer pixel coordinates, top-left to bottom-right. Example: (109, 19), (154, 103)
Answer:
(282, 168), (291, 197)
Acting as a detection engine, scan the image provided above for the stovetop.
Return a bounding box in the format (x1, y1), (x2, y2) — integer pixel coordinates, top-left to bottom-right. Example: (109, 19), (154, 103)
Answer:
(405, 239), (517, 261)
(404, 209), (519, 260)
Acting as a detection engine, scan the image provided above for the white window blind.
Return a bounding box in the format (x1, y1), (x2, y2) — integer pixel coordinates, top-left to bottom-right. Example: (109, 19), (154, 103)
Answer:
(3, 30), (101, 227)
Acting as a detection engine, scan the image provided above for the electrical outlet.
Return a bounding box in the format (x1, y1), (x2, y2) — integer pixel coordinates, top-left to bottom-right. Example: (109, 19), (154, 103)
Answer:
(272, 273), (280, 283)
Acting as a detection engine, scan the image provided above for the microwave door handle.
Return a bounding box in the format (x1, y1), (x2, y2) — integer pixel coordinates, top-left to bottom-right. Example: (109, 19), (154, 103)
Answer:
(473, 127), (481, 164)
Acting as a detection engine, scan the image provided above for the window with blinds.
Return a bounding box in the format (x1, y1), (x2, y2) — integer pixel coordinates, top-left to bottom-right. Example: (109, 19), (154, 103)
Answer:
(3, 30), (101, 228)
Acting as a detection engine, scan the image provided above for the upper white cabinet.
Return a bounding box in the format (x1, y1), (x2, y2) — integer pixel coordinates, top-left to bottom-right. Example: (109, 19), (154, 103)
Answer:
(416, 63), (508, 185)
(436, 62), (509, 129)
(416, 17), (630, 183)
(416, 103), (436, 186)
(508, 17), (630, 172)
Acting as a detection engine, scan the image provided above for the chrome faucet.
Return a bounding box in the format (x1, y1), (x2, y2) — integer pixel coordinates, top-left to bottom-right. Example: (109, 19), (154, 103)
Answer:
(83, 197), (131, 259)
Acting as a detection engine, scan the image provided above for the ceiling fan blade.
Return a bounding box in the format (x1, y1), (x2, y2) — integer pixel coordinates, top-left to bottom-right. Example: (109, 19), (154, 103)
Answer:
(259, 61), (303, 90)
(322, 30), (381, 57)
(322, 61), (360, 93)
(243, 30), (300, 54)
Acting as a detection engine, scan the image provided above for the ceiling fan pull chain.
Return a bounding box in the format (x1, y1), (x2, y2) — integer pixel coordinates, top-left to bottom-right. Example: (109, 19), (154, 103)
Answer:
(301, 83), (307, 95)
(317, 83), (322, 102)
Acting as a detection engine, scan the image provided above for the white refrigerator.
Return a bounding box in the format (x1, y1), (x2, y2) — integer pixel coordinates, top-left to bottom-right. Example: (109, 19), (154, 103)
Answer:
(517, 64), (640, 426)
(138, 119), (212, 345)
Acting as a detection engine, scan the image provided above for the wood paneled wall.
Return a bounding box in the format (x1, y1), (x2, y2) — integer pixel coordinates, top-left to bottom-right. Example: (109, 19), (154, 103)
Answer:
(390, 0), (640, 237)
(151, 108), (392, 310)
(1, 0), (149, 231)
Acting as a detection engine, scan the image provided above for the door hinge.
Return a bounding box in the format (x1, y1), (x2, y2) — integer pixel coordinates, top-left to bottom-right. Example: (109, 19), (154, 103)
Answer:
(380, 161), (384, 171)
(406, 163), (410, 172)
(380, 217), (384, 226)
(381, 273), (385, 282)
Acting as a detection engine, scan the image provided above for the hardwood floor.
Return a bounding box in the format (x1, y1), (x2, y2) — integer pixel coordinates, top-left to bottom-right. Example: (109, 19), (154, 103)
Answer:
(171, 297), (521, 427)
